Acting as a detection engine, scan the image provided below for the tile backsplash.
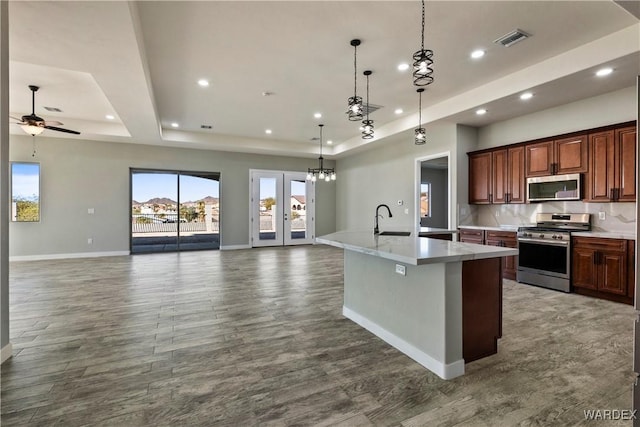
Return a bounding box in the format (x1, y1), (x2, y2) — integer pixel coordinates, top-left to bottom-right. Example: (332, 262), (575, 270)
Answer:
(460, 202), (636, 233)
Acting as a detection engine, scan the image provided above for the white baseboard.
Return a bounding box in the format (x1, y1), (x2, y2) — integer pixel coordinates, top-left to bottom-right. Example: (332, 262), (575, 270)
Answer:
(220, 244), (251, 250)
(1, 342), (12, 364)
(9, 250), (130, 262)
(342, 305), (465, 380)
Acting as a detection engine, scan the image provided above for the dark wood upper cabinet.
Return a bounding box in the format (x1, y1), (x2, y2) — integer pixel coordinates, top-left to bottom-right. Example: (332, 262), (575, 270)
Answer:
(468, 152), (492, 204)
(586, 126), (636, 202)
(507, 146), (525, 203)
(491, 149), (507, 204)
(616, 126), (637, 202)
(525, 135), (587, 177)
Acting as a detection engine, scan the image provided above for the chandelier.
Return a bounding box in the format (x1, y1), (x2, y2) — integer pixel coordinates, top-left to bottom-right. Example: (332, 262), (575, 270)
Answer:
(414, 88), (426, 145)
(346, 39), (363, 121)
(361, 70), (374, 139)
(307, 124), (336, 182)
(413, 0), (434, 86)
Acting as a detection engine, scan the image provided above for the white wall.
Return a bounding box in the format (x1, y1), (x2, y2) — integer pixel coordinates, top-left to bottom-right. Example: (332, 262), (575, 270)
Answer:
(477, 86), (636, 149)
(9, 135), (336, 258)
(335, 122), (467, 232)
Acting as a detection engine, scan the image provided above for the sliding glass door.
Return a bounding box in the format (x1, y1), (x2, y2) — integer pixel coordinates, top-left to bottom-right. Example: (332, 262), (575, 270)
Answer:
(130, 169), (220, 253)
(250, 170), (314, 247)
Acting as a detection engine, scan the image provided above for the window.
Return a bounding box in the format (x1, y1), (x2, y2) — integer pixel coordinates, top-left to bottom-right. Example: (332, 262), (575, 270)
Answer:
(420, 182), (431, 218)
(11, 162), (40, 222)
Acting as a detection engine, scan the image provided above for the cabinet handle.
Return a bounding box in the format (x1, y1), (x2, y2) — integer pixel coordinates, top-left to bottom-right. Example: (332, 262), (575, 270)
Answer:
(615, 188), (620, 201)
(610, 188), (615, 201)
(506, 193), (510, 204)
(489, 194), (493, 203)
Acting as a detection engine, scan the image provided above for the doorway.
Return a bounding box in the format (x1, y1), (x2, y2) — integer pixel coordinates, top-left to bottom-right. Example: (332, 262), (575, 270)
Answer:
(415, 153), (450, 229)
(250, 170), (315, 247)
(130, 169), (221, 253)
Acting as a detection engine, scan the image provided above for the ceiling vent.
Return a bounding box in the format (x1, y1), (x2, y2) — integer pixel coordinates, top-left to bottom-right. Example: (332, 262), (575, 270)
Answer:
(200, 124), (212, 129)
(44, 106), (62, 112)
(363, 103), (383, 115)
(493, 29), (530, 47)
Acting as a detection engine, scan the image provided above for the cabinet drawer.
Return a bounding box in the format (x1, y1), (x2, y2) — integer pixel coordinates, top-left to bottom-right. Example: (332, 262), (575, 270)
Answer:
(573, 236), (626, 252)
(459, 228), (484, 238)
(486, 230), (517, 241)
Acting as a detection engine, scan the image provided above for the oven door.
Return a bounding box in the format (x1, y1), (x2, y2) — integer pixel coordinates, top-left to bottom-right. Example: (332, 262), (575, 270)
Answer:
(517, 237), (570, 279)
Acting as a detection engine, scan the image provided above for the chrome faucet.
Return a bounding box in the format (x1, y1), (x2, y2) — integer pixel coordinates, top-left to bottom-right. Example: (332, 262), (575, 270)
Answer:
(374, 204), (393, 234)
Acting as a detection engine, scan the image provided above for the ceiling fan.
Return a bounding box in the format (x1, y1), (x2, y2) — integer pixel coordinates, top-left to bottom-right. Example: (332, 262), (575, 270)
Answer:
(10, 85), (80, 136)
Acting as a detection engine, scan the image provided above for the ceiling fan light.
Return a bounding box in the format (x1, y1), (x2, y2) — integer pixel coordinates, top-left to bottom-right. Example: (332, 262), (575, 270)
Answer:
(20, 124), (45, 136)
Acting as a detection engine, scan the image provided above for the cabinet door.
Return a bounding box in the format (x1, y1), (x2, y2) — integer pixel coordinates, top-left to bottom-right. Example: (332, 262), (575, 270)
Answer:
(469, 152), (492, 204)
(628, 240), (635, 299)
(459, 229), (484, 245)
(491, 149), (508, 204)
(525, 140), (554, 177)
(600, 250), (627, 295)
(572, 247), (598, 290)
(555, 134), (588, 174)
(616, 126), (636, 202)
(586, 131), (615, 201)
(507, 146), (525, 204)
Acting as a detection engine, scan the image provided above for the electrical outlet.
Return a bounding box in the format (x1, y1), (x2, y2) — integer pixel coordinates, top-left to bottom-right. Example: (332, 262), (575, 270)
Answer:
(88, 208), (95, 214)
(87, 238), (93, 245)
(395, 264), (406, 276)
(404, 208), (409, 214)
(599, 211), (606, 220)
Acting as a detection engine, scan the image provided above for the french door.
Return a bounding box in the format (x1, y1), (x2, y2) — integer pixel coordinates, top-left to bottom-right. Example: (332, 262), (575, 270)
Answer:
(250, 170), (315, 247)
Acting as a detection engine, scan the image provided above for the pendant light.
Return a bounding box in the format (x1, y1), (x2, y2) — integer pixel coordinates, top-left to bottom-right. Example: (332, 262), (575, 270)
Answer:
(413, 0), (434, 86)
(346, 39), (363, 121)
(414, 88), (426, 145)
(361, 70), (374, 139)
(306, 124), (336, 182)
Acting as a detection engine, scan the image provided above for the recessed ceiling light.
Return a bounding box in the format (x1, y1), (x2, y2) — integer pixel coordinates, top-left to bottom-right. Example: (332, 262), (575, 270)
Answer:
(476, 109), (487, 115)
(394, 108), (403, 115)
(105, 114), (115, 120)
(596, 67), (613, 77)
(171, 122), (179, 128)
(520, 92), (533, 100)
(314, 113), (322, 119)
(265, 129), (272, 134)
(397, 63), (410, 71)
(327, 140), (333, 145)
(197, 79), (209, 87)
(470, 49), (485, 59)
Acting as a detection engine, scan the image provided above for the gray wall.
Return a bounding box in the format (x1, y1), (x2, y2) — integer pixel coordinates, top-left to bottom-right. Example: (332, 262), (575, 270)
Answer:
(420, 166), (447, 228)
(9, 135), (336, 257)
(477, 86), (637, 149)
(335, 122), (470, 232)
(1, 0), (10, 352)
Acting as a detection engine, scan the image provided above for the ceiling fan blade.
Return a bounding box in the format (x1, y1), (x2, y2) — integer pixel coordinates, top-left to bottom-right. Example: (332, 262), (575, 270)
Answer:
(10, 115), (24, 122)
(44, 125), (80, 135)
(43, 120), (64, 126)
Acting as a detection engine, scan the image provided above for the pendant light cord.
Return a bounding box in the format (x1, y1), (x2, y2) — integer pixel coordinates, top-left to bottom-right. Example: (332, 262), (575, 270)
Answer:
(421, 0), (425, 51)
(365, 74), (370, 120)
(419, 91), (422, 125)
(353, 44), (358, 97)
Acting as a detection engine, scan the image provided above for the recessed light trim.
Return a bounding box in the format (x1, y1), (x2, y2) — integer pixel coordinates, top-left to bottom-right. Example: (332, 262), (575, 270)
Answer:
(520, 92), (533, 100)
(314, 113), (322, 119)
(596, 67), (613, 77)
(476, 109), (487, 115)
(470, 49), (485, 59)
(197, 79), (210, 87)
(397, 63), (410, 71)
(394, 108), (403, 115)
(327, 140), (333, 145)
(171, 122), (179, 128)
(265, 129), (272, 134)
(105, 114), (115, 120)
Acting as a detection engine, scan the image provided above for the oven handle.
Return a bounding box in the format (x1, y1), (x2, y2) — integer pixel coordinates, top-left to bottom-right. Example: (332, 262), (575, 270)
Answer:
(517, 237), (569, 247)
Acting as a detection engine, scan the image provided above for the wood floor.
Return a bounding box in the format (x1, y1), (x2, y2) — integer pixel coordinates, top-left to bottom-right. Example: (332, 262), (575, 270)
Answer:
(1, 245), (635, 426)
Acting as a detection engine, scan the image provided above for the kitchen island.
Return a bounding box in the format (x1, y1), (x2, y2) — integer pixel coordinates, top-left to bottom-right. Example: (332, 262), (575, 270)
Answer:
(316, 229), (518, 380)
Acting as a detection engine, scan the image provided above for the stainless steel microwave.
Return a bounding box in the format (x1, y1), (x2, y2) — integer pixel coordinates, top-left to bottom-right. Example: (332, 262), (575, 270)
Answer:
(527, 173), (582, 202)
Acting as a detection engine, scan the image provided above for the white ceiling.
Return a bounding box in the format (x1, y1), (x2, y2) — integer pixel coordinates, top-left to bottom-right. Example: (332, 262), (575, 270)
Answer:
(8, 1), (640, 159)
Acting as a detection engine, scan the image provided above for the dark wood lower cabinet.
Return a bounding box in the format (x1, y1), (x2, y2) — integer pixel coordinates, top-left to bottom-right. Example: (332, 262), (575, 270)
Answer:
(462, 257), (502, 362)
(485, 230), (518, 281)
(572, 236), (633, 305)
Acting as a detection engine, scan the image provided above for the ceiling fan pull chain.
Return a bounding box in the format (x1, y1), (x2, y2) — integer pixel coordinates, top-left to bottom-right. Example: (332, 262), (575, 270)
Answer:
(32, 135), (37, 157)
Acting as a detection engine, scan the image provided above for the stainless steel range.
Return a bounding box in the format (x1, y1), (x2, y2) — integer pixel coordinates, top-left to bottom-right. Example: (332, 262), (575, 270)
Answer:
(517, 213), (591, 292)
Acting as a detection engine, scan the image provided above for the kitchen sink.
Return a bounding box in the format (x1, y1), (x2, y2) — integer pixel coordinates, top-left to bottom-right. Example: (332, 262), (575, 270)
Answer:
(378, 231), (411, 236)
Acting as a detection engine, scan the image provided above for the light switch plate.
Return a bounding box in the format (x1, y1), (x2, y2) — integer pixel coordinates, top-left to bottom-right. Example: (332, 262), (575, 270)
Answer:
(88, 208), (95, 215)
(395, 264), (406, 276)
(599, 211), (606, 220)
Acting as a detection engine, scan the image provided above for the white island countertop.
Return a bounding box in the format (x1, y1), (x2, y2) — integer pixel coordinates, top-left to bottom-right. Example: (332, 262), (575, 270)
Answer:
(316, 230), (518, 266)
